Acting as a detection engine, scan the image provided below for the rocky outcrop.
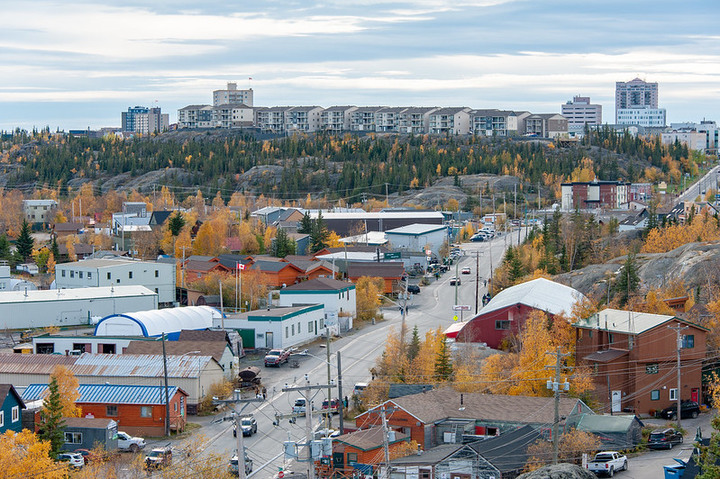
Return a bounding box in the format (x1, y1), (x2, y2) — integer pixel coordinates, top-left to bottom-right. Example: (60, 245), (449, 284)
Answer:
(517, 463), (596, 479)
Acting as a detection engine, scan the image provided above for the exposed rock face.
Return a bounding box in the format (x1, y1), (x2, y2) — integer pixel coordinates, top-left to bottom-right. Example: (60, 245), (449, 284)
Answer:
(517, 463), (596, 479)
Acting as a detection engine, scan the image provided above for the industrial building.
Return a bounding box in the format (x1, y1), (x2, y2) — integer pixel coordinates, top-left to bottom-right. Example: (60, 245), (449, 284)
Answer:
(279, 278), (356, 335)
(55, 258), (176, 306)
(0, 286), (158, 330)
(385, 223), (448, 256)
(94, 306), (219, 340)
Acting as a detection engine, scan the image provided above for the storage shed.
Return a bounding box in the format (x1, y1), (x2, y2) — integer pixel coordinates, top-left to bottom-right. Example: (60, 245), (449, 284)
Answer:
(95, 306), (220, 340)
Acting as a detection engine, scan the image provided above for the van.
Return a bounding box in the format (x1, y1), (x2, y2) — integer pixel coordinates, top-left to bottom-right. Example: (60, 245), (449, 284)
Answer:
(353, 382), (368, 396)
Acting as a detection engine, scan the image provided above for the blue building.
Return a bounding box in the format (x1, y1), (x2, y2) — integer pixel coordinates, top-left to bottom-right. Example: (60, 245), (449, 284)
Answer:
(0, 384), (25, 433)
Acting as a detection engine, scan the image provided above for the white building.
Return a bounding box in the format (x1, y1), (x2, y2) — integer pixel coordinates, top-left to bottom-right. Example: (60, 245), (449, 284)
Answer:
(470, 110), (519, 137)
(385, 224), (448, 256)
(667, 121), (719, 154)
(286, 106), (323, 132)
(217, 305), (325, 350)
(213, 104), (254, 128)
(94, 306), (218, 340)
(0, 286), (158, 329)
(398, 107), (439, 134)
(55, 258), (176, 305)
(23, 199), (58, 223)
(561, 96), (602, 127)
(279, 278), (356, 335)
(177, 105), (214, 129)
(320, 106), (358, 132)
(349, 107), (383, 132)
(661, 130), (709, 152)
(0, 264), (37, 292)
(255, 106), (290, 133)
(213, 82), (253, 107)
(32, 334), (156, 355)
(616, 107), (666, 127)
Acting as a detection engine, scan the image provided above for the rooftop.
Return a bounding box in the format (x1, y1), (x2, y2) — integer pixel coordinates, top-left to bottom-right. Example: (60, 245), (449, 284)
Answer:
(575, 308), (707, 334)
(281, 277), (355, 293)
(475, 278), (585, 318)
(70, 353), (215, 378)
(22, 383), (186, 405)
(0, 285), (156, 304)
(385, 223), (447, 236)
(335, 427), (408, 451)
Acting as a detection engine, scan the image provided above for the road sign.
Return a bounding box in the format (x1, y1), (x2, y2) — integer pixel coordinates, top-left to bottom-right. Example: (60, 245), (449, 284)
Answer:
(453, 315), (459, 322)
(383, 252), (401, 260)
(452, 305), (471, 311)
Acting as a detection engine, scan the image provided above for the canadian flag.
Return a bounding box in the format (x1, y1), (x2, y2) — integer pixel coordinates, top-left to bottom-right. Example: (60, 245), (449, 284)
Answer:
(237, 262), (246, 270)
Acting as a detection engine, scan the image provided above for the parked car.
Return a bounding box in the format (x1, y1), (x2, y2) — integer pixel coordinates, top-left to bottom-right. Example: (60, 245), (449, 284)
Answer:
(57, 453), (85, 469)
(470, 235), (485, 242)
(233, 415), (258, 437)
(407, 284), (420, 294)
(449, 277), (461, 286)
(585, 451), (627, 476)
(461, 267), (471, 274)
(660, 400), (700, 420)
(116, 431), (146, 452)
(352, 382), (368, 396)
(322, 398), (341, 415)
(229, 454), (253, 476)
(264, 348), (290, 367)
(648, 428), (684, 449)
(314, 428), (341, 439)
(145, 446), (172, 470)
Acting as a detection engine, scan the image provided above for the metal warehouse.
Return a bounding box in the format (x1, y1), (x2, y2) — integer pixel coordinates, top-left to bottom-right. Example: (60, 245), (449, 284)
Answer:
(94, 305), (220, 340)
(0, 286), (158, 330)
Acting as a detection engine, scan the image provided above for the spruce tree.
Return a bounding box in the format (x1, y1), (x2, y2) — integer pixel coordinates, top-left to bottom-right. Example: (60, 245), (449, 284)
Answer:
(310, 212), (329, 253)
(39, 376), (66, 457)
(298, 212), (313, 235)
(434, 339), (453, 382)
(50, 234), (60, 261)
(0, 234), (10, 260)
(168, 211), (186, 237)
(407, 325), (421, 362)
(613, 254), (640, 306)
(16, 219), (34, 261)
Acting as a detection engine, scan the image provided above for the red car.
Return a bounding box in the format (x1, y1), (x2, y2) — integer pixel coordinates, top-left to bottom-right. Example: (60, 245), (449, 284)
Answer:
(322, 398), (341, 414)
(264, 349), (290, 367)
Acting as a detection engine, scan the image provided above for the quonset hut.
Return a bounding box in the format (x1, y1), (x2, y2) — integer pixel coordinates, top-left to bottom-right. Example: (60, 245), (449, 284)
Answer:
(94, 306), (220, 340)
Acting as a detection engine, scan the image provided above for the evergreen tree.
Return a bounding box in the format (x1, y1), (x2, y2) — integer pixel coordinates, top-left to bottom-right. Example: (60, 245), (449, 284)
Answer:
(50, 235), (60, 261)
(613, 254), (640, 306)
(168, 211), (186, 237)
(298, 212), (313, 235)
(15, 219), (34, 261)
(271, 228), (294, 258)
(504, 247), (524, 283)
(310, 212), (329, 253)
(434, 339), (453, 381)
(407, 325), (421, 362)
(38, 376), (66, 457)
(0, 234), (10, 260)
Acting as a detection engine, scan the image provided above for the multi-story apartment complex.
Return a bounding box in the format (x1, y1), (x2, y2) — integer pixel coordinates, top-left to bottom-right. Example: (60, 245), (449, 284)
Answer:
(23, 199), (58, 223)
(320, 106), (357, 132)
(121, 106), (169, 134)
(255, 106), (290, 133)
(665, 121), (719, 154)
(561, 96), (602, 127)
(213, 82), (253, 107)
(615, 78), (658, 122)
(285, 106), (323, 132)
(561, 181), (630, 211)
(469, 110), (518, 137)
(375, 107), (405, 133)
(349, 107), (383, 132)
(428, 107), (471, 135)
(177, 105), (214, 129)
(523, 113), (568, 138)
(398, 107), (438, 134)
(616, 107), (666, 127)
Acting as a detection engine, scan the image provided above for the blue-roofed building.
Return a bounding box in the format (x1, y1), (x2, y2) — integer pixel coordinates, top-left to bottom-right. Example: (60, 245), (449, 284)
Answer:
(0, 384), (25, 433)
(23, 384), (188, 436)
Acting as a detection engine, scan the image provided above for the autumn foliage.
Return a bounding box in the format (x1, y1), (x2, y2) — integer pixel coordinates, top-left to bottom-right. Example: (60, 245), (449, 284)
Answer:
(0, 429), (65, 479)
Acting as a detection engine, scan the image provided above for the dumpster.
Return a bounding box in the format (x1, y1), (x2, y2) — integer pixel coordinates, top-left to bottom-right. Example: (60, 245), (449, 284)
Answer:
(663, 458), (686, 479)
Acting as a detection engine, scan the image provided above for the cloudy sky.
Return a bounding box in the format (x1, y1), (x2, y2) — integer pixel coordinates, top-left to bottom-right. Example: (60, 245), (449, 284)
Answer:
(1, 0), (719, 131)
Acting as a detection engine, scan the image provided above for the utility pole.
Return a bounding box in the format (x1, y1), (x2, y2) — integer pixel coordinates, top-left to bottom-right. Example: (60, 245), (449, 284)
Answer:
(474, 251), (480, 314)
(337, 351), (345, 434)
(180, 245), (191, 288)
(454, 260), (459, 306)
(325, 328), (332, 431)
(214, 395), (264, 479)
(546, 347), (570, 465)
(282, 381), (333, 479)
(162, 332), (170, 437)
(380, 406), (391, 476)
(669, 322), (689, 429)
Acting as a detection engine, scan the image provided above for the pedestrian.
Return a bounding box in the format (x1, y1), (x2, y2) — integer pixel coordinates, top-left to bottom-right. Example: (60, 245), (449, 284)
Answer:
(262, 387), (267, 399)
(344, 396), (349, 408)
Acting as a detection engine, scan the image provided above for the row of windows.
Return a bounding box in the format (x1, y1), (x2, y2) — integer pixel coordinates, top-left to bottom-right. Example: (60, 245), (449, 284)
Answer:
(650, 388), (677, 401)
(105, 405), (154, 417)
(284, 319), (325, 339)
(61, 269), (160, 280)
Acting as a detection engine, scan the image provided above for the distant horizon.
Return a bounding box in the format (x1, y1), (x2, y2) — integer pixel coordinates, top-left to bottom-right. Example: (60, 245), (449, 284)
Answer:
(1, 1), (718, 131)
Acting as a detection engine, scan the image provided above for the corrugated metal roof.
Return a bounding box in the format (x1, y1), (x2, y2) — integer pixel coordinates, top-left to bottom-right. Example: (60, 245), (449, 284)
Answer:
(575, 308), (692, 334)
(0, 354), (78, 374)
(22, 383), (183, 405)
(0, 285), (156, 304)
(385, 223), (446, 235)
(477, 278), (585, 318)
(71, 353), (213, 378)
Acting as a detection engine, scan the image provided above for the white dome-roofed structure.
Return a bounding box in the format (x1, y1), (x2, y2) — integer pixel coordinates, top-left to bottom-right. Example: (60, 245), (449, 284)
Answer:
(95, 306), (220, 339)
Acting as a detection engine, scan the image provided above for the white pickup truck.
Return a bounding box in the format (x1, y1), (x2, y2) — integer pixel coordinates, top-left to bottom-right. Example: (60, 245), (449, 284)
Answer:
(116, 431), (146, 452)
(586, 451), (628, 477)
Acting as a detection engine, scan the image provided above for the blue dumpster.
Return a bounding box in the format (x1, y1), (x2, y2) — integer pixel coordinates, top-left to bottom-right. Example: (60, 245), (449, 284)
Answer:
(663, 458), (686, 479)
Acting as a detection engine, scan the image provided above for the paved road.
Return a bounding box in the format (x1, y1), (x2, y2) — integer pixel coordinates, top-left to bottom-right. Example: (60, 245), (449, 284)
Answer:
(147, 230), (524, 478)
(677, 164), (720, 203)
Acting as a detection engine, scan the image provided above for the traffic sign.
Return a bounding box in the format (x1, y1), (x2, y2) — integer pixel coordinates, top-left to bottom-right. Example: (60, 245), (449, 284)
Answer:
(452, 305), (471, 311)
(453, 315), (459, 322)
(383, 252), (401, 260)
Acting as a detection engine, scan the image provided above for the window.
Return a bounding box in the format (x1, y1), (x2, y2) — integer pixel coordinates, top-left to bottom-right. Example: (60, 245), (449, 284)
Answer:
(79, 271), (83, 279)
(646, 363), (659, 374)
(140, 406), (152, 418)
(320, 318), (324, 330)
(682, 335), (695, 349)
(128, 271), (133, 279)
(155, 270), (159, 278)
(291, 324), (295, 336)
(87, 272), (92, 280)
(174, 403), (177, 412)
(298, 323), (301, 334)
(628, 336), (634, 350)
(608, 333), (614, 344)
(670, 388), (678, 401)
(70, 271), (74, 278)
(64, 432), (82, 444)
(589, 330), (593, 338)
(106, 405), (118, 416)
(651, 390), (660, 401)
(107, 272), (111, 280)
(495, 320), (510, 330)
(347, 453), (358, 465)
(285, 327), (289, 338)
(309, 321), (314, 334)
(0, 411), (3, 427)
(61, 270), (66, 277)
(12, 406), (19, 422)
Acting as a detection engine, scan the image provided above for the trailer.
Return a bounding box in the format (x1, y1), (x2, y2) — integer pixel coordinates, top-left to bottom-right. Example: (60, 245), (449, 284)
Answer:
(237, 366), (262, 388)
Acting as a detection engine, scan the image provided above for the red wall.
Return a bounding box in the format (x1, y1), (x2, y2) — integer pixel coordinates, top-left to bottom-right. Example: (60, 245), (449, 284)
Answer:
(455, 304), (540, 349)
